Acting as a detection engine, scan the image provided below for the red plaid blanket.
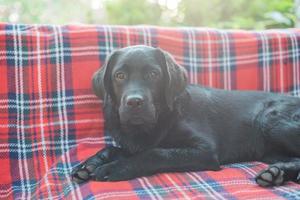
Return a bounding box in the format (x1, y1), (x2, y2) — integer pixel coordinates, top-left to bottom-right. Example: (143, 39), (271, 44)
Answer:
(0, 23), (300, 199)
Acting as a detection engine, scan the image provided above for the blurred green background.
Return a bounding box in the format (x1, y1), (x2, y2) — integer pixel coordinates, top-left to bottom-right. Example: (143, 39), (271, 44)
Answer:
(0, 0), (299, 29)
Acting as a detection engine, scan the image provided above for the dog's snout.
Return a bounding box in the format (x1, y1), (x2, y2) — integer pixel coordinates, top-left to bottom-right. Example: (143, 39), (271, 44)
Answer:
(126, 95), (145, 108)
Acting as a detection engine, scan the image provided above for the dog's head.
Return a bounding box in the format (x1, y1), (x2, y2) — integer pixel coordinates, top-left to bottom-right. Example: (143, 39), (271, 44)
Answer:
(92, 45), (187, 126)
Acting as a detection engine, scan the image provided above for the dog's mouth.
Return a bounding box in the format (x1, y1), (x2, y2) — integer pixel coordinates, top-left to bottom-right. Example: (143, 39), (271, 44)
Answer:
(121, 112), (157, 125)
(120, 113), (158, 136)
(119, 105), (158, 126)
(127, 115), (146, 125)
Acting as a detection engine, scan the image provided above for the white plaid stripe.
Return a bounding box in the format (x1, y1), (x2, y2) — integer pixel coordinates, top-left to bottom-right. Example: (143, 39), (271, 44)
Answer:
(0, 99), (100, 109)
(187, 172), (226, 200)
(53, 25), (66, 200)
(0, 51), (104, 60)
(191, 29), (198, 84)
(141, 27), (147, 44)
(276, 33), (285, 93)
(0, 42), (297, 57)
(164, 174), (191, 200)
(2, 48), (299, 68)
(218, 30), (232, 90)
(225, 32), (232, 90)
(61, 25), (83, 200)
(52, 25), (77, 200)
(229, 163), (257, 176)
(13, 24), (29, 199)
(186, 28), (198, 84)
(137, 178), (160, 200)
(142, 26), (152, 46)
(290, 33), (297, 95)
(1, 46), (106, 55)
(22, 23), (31, 198)
(206, 30), (213, 87)
(290, 32), (300, 96)
(179, 49), (300, 67)
(0, 94), (97, 104)
(0, 137), (107, 152)
(259, 32), (270, 92)
(105, 25), (114, 52)
(274, 184), (300, 196)
(125, 26), (131, 46)
(12, 23), (23, 200)
(142, 177), (164, 200)
(103, 26), (112, 59)
(0, 118), (103, 130)
(147, 27), (153, 45)
(35, 24), (53, 199)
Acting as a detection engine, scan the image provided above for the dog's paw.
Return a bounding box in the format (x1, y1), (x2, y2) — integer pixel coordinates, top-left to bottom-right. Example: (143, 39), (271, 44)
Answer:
(255, 166), (285, 187)
(71, 154), (107, 184)
(90, 160), (137, 182)
(71, 163), (93, 184)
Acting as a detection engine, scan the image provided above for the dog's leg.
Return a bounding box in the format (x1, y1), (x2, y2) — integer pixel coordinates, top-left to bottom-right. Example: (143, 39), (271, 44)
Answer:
(71, 146), (125, 184)
(256, 159), (300, 187)
(90, 148), (220, 181)
(254, 99), (300, 187)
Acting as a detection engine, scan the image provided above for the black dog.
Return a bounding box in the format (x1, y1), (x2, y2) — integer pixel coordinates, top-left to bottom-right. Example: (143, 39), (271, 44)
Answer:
(72, 45), (300, 187)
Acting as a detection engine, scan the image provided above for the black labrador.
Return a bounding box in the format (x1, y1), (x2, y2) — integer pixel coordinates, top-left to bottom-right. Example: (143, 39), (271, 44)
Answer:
(72, 45), (300, 187)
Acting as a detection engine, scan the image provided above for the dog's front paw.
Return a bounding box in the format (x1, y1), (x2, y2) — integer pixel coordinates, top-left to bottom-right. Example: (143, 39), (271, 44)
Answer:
(71, 163), (93, 184)
(255, 166), (285, 187)
(72, 147), (125, 184)
(71, 153), (107, 184)
(90, 160), (138, 182)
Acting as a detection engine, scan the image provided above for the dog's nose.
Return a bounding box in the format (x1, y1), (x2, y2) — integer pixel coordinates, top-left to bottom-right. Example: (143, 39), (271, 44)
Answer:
(126, 95), (144, 108)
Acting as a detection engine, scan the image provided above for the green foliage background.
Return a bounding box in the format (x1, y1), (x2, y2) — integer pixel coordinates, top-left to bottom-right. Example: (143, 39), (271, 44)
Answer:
(0, 0), (296, 29)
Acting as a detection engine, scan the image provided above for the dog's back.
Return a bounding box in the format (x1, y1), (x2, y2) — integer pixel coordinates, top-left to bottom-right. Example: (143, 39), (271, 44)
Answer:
(177, 85), (300, 163)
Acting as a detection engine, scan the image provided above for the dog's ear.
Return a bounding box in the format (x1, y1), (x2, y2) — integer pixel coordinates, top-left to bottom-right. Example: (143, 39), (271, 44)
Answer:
(155, 48), (188, 110)
(92, 50), (120, 100)
(92, 65), (105, 99)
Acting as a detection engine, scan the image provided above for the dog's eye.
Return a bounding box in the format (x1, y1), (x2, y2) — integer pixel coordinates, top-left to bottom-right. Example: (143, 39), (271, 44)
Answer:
(114, 72), (127, 81)
(146, 71), (159, 80)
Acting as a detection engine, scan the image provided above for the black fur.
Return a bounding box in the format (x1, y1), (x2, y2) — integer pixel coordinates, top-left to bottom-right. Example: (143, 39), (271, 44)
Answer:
(72, 45), (300, 186)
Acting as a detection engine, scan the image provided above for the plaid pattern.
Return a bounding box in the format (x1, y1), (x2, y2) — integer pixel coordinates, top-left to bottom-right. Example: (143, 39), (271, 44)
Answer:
(0, 23), (300, 200)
